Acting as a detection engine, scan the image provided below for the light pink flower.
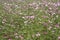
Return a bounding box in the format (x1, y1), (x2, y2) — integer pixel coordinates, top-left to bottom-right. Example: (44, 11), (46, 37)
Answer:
(58, 36), (60, 40)
(35, 32), (41, 37)
(55, 24), (59, 28)
(57, 2), (60, 6)
(8, 38), (12, 40)
(54, 2), (60, 6)
(29, 16), (35, 19)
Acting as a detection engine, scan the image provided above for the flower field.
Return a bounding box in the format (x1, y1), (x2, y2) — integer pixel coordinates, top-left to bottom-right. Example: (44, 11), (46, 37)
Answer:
(0, 0), (60, 40)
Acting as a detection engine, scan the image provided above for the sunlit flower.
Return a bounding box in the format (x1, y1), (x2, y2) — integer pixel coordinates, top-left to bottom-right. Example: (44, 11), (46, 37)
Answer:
(35, 32), (41, 37)
(48, 26), (52, 30)
(49, 7), (52, 10)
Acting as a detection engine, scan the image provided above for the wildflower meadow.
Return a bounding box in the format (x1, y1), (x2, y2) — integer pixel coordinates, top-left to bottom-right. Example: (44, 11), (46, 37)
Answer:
(0, 0), (60, 40)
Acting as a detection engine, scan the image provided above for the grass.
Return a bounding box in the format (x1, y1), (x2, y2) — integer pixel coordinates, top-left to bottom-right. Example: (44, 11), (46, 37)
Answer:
(0, 0), (60, 40)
